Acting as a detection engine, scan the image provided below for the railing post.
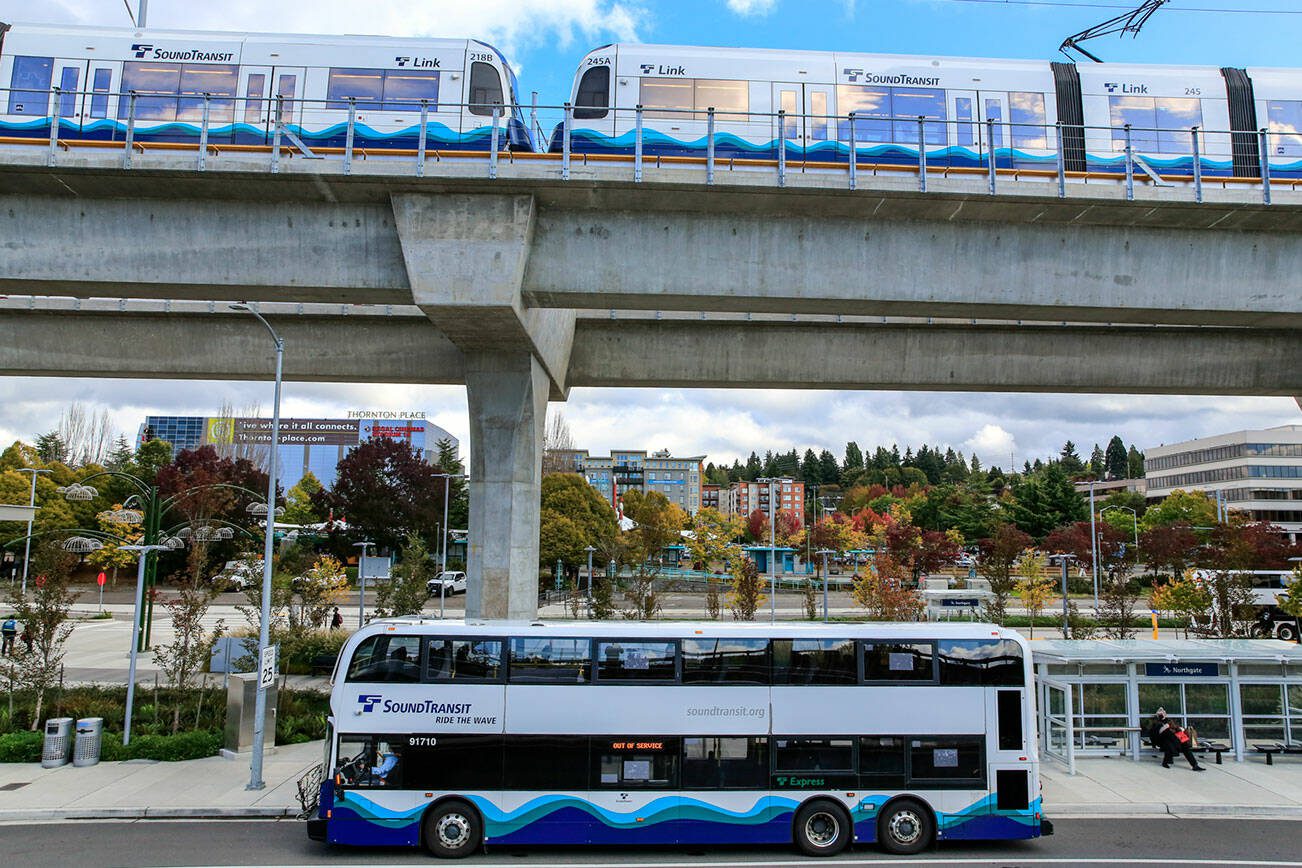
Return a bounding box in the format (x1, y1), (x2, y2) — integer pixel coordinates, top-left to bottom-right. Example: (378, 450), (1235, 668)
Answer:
(706, 106), (716, 185)
(1191, 126), (1202, 204)
(1055, 120), (1065, 198)
(271, 94), (283, 173)
(1259, 127), (1272, 206)
(123, 91), (138, 170)
(777, 109), (787, 187)
(344, 97), (356, 175)
(47, 87), (61, 167)
(634, 104), (644, 183)
(917, 116), (927, 192)
(416, 99), (428, 177)
(985, 118), (996, 195)
(848, 112), (857, 191)
(1123, 123), (1134, 201)
(489, 104), (500, 180)
(562, 102), (572, 181)
(198, 92), (210, 171)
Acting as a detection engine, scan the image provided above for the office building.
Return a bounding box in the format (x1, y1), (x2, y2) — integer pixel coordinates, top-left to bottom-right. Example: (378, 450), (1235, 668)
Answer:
(551, 449), (705, 514)
(1144, 425), (1302, 542)
(138, 413), (458, 491)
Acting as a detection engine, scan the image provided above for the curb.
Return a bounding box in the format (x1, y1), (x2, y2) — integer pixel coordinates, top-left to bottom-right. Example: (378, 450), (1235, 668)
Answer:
(0, 806), (297, 822)
(1049, 802), (1302, 820)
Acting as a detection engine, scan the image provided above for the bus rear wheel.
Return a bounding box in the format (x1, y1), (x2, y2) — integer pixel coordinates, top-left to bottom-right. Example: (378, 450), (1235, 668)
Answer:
(793, 800), (851, 857)
(423, 800), (481, 859)
(877, 798), (933, 855)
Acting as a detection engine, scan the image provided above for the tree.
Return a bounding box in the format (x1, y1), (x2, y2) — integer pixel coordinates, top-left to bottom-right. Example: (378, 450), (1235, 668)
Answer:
(541, 410), (576, 475)
(977, 523), (1034, 623)
(154, 540), (224, 734)
(818, 450), (840, 488)
(282, 471), (326, 526)
(1127, 446), (1145, 479)
(55, 402), (115, 467)
(621, 489), (687, 564)
(728, 559), (765, 621)
(1015, 553), (1053, 639)
(1008, 464), (1086, 540)
(774, 509), (804, 548)
(3, 541), (80, 729)
(539, 473), (618, 578)
(1059, 441), (1084, 475)
(801, 449), (820, 484)
(290, 555), (349, 632)
(686, 508), (743, 571)
(1140, 489), (1217, 534)
(1140, 524), (1200, 582)
(1104, 436), (1129, 480)
(85, 504), (143, 588)
(318, 438), (445, 553)
(852, 554), (924, 621)
(374, 535), (436, 619)
(1088, 444), (1106, 479)
(1150, 572), (1212, 639)
(1277, 565), (1302, 643)
(33, 432), (67, 465)
(746, 508), (769, 544)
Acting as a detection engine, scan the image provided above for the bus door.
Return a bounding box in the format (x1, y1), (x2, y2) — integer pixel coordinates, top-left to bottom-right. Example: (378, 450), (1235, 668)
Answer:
(772, 83), (832, 159)
(985, 687), (1036, 828)
(328, 733), (421, 847)
(50, 59), (86, 137)
(236, 65), (273, 144)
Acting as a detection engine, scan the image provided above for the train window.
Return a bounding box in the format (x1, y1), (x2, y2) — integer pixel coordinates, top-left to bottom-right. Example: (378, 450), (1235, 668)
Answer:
(276, 74), (297, 122)
(244, 74), (266, 125)
(58, 68), (79, 118)
(1109, 96), (1202, 154)
(177, 64), (238, 123)
(1009, 91), (1048, 149)
(384, 70), (440, 112)
(837, 85), (891, 142)
(327, 68), (385, 109)
(89, 69), (112, 119)
(985, 98), (1004, 148)
(891, 88), (947, 145)
(837, 85), (945, 145)
(7, 55), (53, 115)
(955, 96), (974, 146)
(1267, 101), (1302, 155)
(509, 637), (591, 683)
(773, 639), (857, 685)
(937, 639), (1025, 687)
(810, 91), (828, 140)
(641, 77), (694, 119)
(780, 89), (799, 138)
(119, 61), (182, 120)
(344, 634), (422, 683)
(469, 62), (503, 116)
(574, 66), (610, 119)
(695, 79), (748, 122)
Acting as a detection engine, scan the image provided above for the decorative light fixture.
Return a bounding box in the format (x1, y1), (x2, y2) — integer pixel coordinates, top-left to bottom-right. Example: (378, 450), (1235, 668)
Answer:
(58, 483), (99, 501)
(191, 524), (235, 543)
(62, 536), (103, 553)
(103, 508), (144, 525)
(161, 536), (186, 550)
(245, 502), (285, 517)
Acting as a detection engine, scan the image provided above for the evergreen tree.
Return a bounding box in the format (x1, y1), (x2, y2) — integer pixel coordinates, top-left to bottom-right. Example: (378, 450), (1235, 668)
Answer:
(969, 453), (983, 476)
(744, 452), (761, 481)
(1127, 445), (1145, 479)
(34, 432), (67, 464)
(762, 450), (778, 478)
(105, 436), (135, 471)
(729, 460), (744, 482)
(1059, 441), (1085, 474)
(801, 449), (820, 484)
(1105, 435), (1128, 480)
(842, 441), (864, 475)
(818, 450), (839, 485)
(1089, 443), (1106, 479)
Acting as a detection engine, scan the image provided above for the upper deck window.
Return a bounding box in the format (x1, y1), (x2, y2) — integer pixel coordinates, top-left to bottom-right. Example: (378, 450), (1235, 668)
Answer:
(509, 637), (590, 683)
(574, 65), (610, 119)
(773, 638), (857, 685)
(8, 56), (53, 115)
(937, 639), (1025, 686)
(681, 638), (769, 684)
(863, 641), (935, 682)
(596, 640), (677, 682)
(426, 638), (504, 682)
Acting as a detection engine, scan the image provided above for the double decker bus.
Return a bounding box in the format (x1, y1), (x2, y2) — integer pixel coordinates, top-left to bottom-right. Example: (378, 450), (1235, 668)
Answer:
(310, 620), (1050, 858)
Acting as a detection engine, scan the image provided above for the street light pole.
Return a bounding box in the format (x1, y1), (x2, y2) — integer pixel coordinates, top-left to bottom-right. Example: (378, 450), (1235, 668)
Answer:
(1088, 480), (1099, 613)
(1049, 554), (1075, 640)
(17, 468), (50, 596)
(585, 545), (596, 600)
(231, 302), (284, 792)
(120, 543), (169, 746)
(817, 548), (834, 622)
(354, 541), (373, 628)
(765, 478), (776, 623)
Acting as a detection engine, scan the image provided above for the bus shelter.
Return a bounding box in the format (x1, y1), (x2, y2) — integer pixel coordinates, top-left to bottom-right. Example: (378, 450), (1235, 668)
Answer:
(1032, 639), (1302, 773)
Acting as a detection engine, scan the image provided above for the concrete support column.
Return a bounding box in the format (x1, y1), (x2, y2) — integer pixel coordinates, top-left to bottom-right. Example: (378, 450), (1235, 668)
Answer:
(464, 351), (550, 621)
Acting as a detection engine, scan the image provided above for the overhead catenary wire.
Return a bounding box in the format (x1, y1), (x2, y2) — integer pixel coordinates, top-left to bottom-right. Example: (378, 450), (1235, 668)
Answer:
(937, 0), (1302, 13)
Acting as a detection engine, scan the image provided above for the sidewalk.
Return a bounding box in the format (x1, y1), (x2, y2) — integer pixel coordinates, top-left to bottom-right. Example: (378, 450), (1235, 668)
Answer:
(1043, 755), (1302, 818)
(2, 741), (1300, 823)
(0, 740), (323, 822)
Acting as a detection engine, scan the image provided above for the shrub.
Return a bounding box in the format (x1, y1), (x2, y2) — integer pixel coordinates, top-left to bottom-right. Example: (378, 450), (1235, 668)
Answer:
(279, 629), (350, 675)
(0, 731), (42, 763)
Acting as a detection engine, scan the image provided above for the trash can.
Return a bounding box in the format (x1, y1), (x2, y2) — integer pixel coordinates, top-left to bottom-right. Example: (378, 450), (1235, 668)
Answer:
(41, 717), (73, 768)
(73, 717), (104, 767)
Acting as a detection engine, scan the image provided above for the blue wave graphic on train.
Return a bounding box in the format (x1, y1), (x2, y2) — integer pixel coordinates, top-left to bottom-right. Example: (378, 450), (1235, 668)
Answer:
(0, 116), (530, 151)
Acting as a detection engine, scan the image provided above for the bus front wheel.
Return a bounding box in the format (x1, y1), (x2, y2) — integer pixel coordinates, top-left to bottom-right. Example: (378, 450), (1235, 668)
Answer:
(423, 800), (482, 859)
(793, 800), (851, 857)
(877, 798), (933, 855)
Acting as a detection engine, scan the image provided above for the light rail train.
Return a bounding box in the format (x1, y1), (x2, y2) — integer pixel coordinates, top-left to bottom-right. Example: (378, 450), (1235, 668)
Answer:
(0, 22), (531, 150)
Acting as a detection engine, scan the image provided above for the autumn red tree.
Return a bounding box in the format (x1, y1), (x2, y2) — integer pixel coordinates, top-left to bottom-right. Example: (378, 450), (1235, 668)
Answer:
(745, 508), (769, 543)
(977, 523), (1034, 622)
(1140, 523), (1200, 582)
(316, 437), (447, 553)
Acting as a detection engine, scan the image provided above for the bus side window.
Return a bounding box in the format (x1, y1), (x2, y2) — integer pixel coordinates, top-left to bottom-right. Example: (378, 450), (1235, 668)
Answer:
(345, 635), (421, 683)
(682, 737), (767, 789)
(937, 639), (1025, 686)
(426, 639), (503, 682)
(593, 737), (679, 789)
(335, 735), (402, 789)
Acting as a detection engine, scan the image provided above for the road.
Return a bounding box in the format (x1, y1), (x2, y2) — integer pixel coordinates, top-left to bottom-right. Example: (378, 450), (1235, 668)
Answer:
(5, 818), (1301, 867)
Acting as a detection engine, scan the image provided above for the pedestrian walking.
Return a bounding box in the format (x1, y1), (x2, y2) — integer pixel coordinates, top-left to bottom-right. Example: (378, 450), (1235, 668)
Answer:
(1150, 708), (1205, 771)
(0, 615), (16, 656)
(20, 625), (32, 654)
(330, 606), (344, 630)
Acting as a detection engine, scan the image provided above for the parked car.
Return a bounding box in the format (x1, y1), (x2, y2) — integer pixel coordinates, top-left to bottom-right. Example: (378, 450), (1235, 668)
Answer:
(212, 558), (262, 592)
(427, 571), (467, 596)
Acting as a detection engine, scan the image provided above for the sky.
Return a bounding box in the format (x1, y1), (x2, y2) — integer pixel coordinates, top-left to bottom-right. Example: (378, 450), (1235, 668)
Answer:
(4, 0), (1300, 469)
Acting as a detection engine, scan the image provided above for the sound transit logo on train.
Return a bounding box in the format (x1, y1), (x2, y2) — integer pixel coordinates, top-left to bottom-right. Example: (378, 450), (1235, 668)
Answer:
(640, 64), (687, 76)
(843, 69), (941, 87)
(130, 43), (235, 62)
(395, 56), (441, 68)
(1105, 82), (1150, 94)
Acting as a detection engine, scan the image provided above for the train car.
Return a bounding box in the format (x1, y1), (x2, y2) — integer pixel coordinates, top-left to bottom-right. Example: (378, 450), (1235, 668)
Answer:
(0, 21), (532, 151)
(562, 42), (1290, 178)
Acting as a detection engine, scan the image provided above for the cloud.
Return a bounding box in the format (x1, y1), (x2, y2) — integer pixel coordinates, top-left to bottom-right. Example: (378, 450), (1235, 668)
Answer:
(19, 0), (645, 58)
(724, 0), (778, 17)
(965, 424), (1016, 464)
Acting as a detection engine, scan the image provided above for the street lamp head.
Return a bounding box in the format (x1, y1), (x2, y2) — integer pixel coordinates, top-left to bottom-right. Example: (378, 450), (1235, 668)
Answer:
(102, 508), (144, 525)
(62, 536), (103, 553)
(58, 482), (99, 501)
(246, 502), (285, 517)
(161, 536), (186, 550)
(229, 303), (250, 312)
